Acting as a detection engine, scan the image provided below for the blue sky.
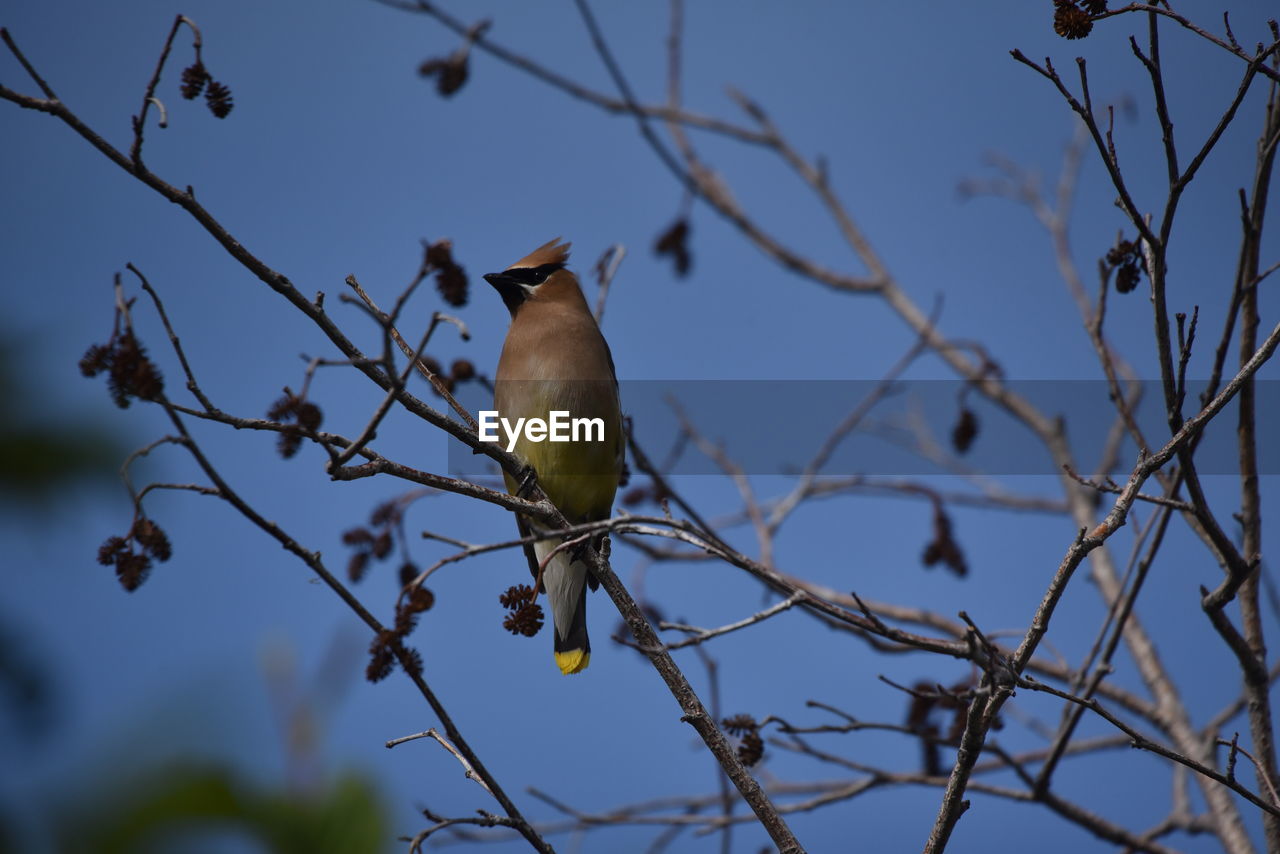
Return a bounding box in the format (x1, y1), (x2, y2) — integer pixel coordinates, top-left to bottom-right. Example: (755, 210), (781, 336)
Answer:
(3, 1), (1279, 852)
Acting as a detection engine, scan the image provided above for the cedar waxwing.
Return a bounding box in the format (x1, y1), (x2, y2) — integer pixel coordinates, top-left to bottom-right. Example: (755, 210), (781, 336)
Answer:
(484, 239), (623, 675)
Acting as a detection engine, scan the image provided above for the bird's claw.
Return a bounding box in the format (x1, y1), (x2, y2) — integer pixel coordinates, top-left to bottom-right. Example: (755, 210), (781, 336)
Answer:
(515, 465), (538, 498)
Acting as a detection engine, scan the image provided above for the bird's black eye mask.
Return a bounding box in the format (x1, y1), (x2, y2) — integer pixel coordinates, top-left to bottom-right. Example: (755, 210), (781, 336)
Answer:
(483, 262), (565, 313)
(502, 262), (564, 286)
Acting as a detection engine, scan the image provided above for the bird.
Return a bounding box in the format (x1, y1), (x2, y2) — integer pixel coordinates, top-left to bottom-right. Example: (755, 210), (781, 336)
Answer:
(484, 238), (623, 674)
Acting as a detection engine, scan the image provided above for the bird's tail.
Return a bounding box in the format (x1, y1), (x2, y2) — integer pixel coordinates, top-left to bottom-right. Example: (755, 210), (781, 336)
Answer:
(534, 538), (591, 674)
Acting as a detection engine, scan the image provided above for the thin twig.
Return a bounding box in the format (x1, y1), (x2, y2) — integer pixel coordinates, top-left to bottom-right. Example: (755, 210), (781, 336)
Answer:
(386, 727), (495, 797)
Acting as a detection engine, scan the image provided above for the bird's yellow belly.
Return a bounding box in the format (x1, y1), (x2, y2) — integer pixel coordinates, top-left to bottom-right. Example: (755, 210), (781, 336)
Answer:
(495, 379), (620, 522)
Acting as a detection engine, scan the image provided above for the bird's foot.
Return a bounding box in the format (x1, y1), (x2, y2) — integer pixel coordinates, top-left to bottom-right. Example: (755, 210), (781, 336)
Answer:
(515, 465), (538, 498)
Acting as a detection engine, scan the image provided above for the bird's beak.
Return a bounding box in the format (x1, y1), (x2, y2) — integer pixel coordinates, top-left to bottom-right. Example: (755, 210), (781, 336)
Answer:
(485, 271), (526, 313)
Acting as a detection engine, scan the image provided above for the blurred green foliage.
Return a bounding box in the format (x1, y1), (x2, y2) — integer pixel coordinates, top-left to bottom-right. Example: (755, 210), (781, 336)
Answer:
(58, 766), (386, 854)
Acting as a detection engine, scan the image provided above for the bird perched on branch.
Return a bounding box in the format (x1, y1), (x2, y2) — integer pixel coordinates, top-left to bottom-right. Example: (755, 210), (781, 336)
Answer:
(484, 238), (623, 674)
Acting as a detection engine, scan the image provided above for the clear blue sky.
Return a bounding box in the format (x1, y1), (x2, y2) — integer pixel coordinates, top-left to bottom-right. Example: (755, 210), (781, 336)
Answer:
(3, 1), (1278, 852)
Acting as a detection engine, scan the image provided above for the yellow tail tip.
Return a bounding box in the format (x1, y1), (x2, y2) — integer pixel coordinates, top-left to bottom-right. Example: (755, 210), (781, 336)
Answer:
(555, 649), (590, 675)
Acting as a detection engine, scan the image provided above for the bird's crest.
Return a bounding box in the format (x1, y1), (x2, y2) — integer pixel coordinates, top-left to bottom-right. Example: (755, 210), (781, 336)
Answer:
(509, 237), (571, 270)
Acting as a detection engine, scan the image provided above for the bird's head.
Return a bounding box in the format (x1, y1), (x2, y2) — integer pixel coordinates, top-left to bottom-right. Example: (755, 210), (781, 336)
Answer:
(483, 238), (575, 315)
